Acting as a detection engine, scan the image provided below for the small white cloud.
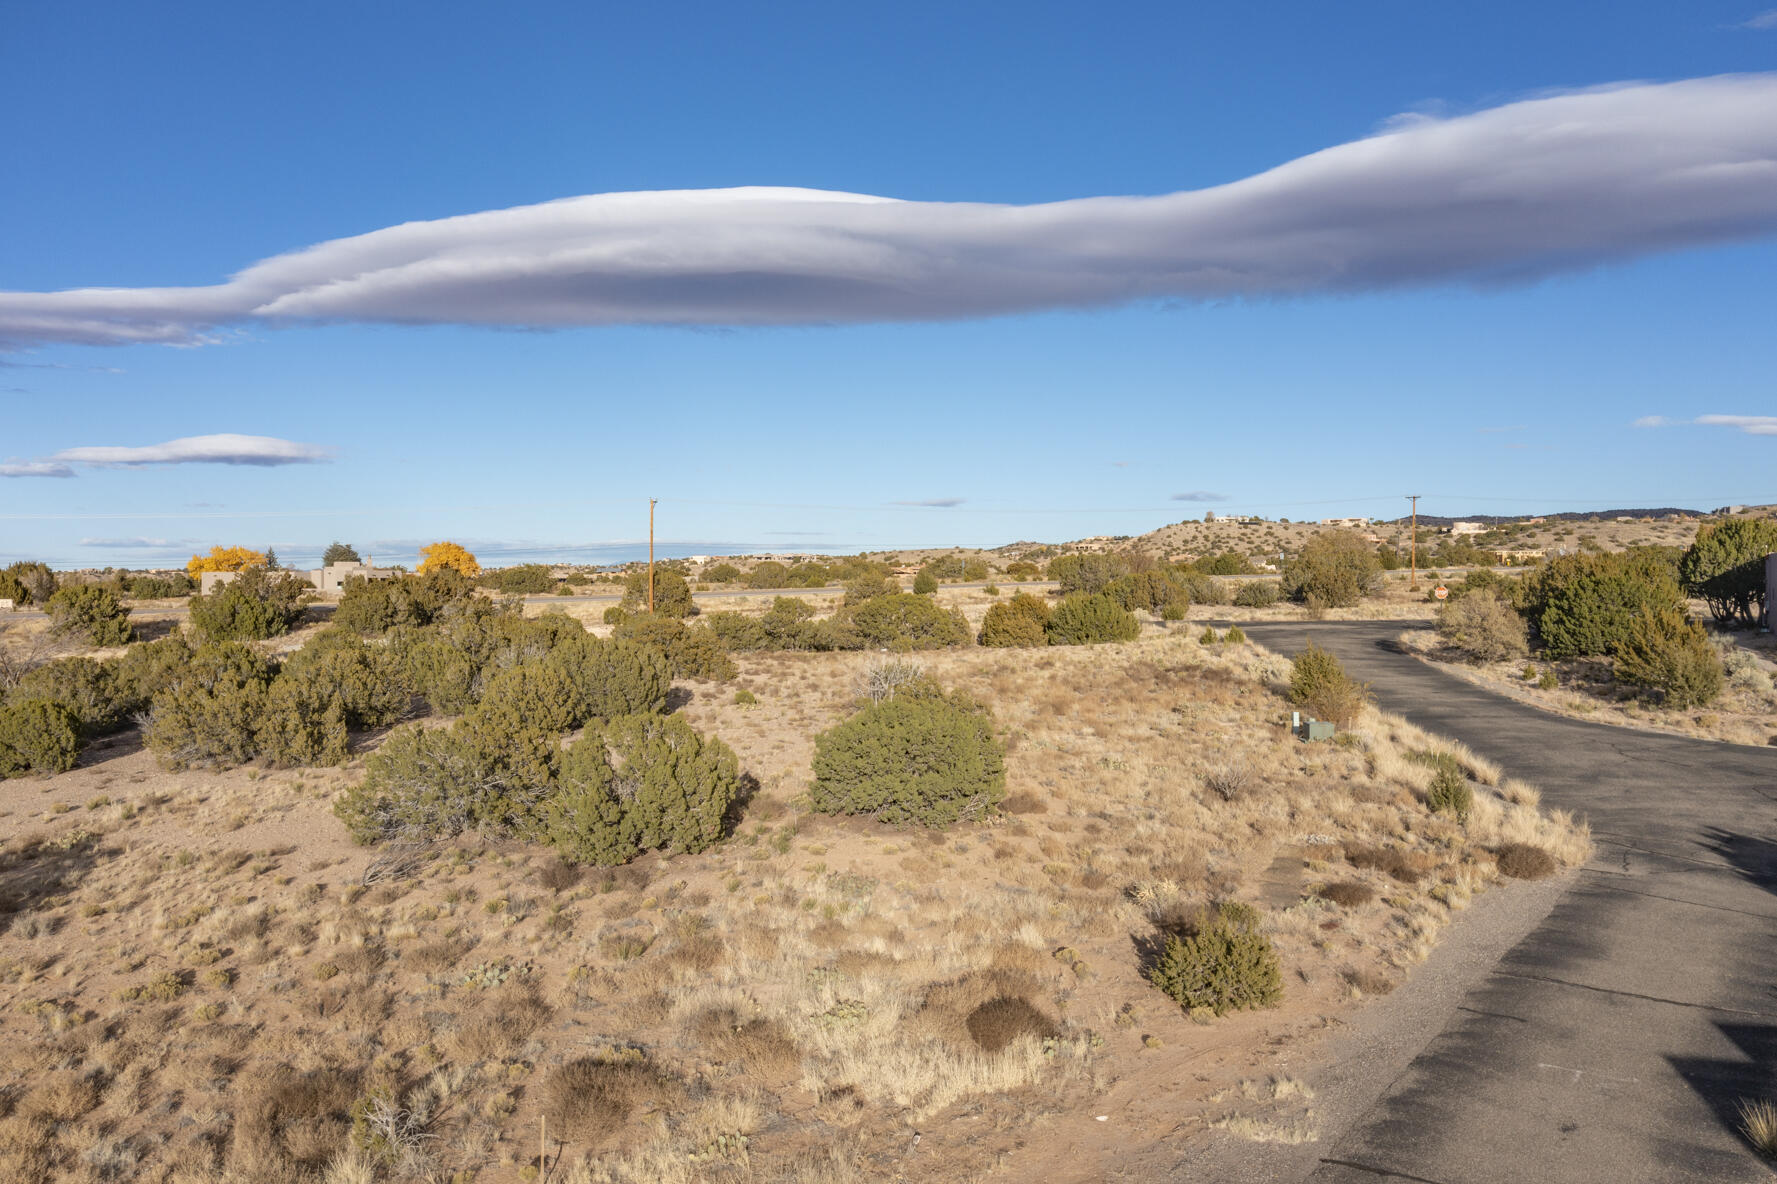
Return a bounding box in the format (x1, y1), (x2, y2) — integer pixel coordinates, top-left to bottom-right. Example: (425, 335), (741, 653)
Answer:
(0, 460), (74, 478)
(51, 433), (334, 467)
(1743, 9), (1777, 30)
(1172, 491), (1229, 502)
(891, 498), (965, 508)
(1632, 415), (1672, 427)
(1696, 414), (1777, 435)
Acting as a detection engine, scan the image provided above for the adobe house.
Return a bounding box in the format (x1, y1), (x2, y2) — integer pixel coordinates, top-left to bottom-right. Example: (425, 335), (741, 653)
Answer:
(199, 560), (399, 595)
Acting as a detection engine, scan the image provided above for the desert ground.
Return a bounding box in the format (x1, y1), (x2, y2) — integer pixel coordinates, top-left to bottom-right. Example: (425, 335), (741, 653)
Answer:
(0, 612), (1588, 1184)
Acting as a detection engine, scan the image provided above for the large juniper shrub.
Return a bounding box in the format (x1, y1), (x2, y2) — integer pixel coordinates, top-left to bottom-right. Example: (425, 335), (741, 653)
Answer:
(7, 658), (125, 737)
(847, 593), (971, 651)
(189, 567), (309, 641)
(335, 723), (547, 843)
(1045, 593), (1140, 646)
(1613, 607), (1724, 708)
(45, 583), (134, 646)
(978, 592), (1052, 647)
(0, 699), (82, 777)
(545, 714), (740, 866)
(1282, 530), (1381, 608)
(809, 687), (1005, 827)
(613, 613), (737, 681)
(144, 642), (274, 768)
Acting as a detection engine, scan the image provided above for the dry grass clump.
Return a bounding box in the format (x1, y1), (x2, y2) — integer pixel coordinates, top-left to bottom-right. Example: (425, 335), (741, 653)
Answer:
(964, 995), (1060, 1053)
(1343, 845), (1429, 885)
(230, 1064), (360, 1178)
(542, 1052), (682, 1147)
(690, 1007), (802, 1074)
(444, 985), (551, 1062)
(1739, 1097), (1777, 1159)
(1342, 967), (1396, 996)
(1318, 880), (1375, 908)
(1494, 843), (1558, 880)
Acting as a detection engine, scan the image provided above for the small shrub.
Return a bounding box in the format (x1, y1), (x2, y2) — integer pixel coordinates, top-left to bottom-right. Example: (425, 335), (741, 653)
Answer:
(1046, 593), (1140, 646)
(852, 657), (929, 704)
(1225, 625), (1246, 644)
(1234, 581), (1279, 608)
(45, 583), (133, 646)
(0, 699), (81, 777)
(912, 569), (939, 595)
(1425, 764), (1473, 821)
(703, 563), (742, 584)
(1148, 923), (1282, 1017)
(1437, 590), (1529, 662)
(733, 689), (757, 706)
(1201, 763), (1250, 802)
(1537, 668), (1558, 690)
(809, 689), (1005, 827)
(602, 605), (627, 626)
(977, 592), (1051, 647)
(1160, 599), (1189, 621)
(1495, 843), (1557, 879)
(1737, 1097), (1777, 1160)
(1199, 626), (1219, 645)
(982, 584), (1000, 597)
(1288, 641), (1369, 727)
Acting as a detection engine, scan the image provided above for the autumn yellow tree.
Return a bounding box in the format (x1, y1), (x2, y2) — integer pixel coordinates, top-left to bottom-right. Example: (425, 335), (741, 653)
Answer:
(187, 545), (268, 576)
(418, 541), (481, 577)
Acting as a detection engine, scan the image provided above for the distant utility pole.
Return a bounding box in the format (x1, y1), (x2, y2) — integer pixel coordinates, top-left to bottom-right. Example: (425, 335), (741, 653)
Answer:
(1407, 494), (1421, 590)
(648, 498), (657, 613)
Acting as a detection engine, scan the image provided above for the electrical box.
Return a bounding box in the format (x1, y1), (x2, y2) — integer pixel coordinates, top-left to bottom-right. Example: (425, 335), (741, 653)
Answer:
(1303, 720), (1335, 742)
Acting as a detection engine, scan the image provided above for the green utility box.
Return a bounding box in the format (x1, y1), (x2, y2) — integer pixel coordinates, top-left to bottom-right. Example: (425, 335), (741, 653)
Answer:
(1303, 720), (1335, 742)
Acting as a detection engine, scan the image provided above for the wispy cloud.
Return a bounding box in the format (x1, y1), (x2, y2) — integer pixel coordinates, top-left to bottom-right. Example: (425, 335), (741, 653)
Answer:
(1696, 414), (1777, 435)
(78, 536), (202, 548)
(51, 434), (334, 468)
(1742, 9), (1777, 30)
(3, 75), (1776, 348)
(1631, 413), (1776, 435)
(891, 498), (965, 508)
(0, 460), (75, 478)
(1171, 491), (1229, 502)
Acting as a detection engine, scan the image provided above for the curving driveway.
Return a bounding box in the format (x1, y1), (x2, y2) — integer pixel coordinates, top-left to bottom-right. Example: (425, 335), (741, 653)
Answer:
(1237, 621), (1777, 1184)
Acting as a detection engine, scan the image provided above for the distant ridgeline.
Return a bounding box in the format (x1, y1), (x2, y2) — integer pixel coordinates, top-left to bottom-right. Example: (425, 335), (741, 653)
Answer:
(1387, 508), (1707, 528)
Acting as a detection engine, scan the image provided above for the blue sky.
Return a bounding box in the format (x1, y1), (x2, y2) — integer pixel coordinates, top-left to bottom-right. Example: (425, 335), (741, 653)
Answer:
(3, 1), (1775, 570)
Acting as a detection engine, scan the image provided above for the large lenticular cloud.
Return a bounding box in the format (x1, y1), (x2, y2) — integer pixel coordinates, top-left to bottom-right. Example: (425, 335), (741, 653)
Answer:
(3, 75), (1776, 349)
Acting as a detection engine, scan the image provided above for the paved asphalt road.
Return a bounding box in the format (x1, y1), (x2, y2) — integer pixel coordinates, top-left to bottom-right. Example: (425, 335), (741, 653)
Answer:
(1238, 620), (1777, 1184)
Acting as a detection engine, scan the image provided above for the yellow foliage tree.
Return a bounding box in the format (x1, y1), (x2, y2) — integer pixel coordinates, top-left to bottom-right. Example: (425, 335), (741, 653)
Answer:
(187, 545), (268, 576)
(418, 541), (481, 577)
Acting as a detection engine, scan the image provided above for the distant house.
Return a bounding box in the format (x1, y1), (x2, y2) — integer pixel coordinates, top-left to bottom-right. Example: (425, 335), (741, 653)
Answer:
(1319, 517), (1370, 528)
(199, 560), (399, 596)
(1449, 522), (1487, 536)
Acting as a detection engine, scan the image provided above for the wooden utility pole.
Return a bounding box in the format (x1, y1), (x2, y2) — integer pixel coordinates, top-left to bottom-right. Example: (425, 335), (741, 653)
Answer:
(648, 499), (657, 613)
(1407, 494), (1421, 591)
